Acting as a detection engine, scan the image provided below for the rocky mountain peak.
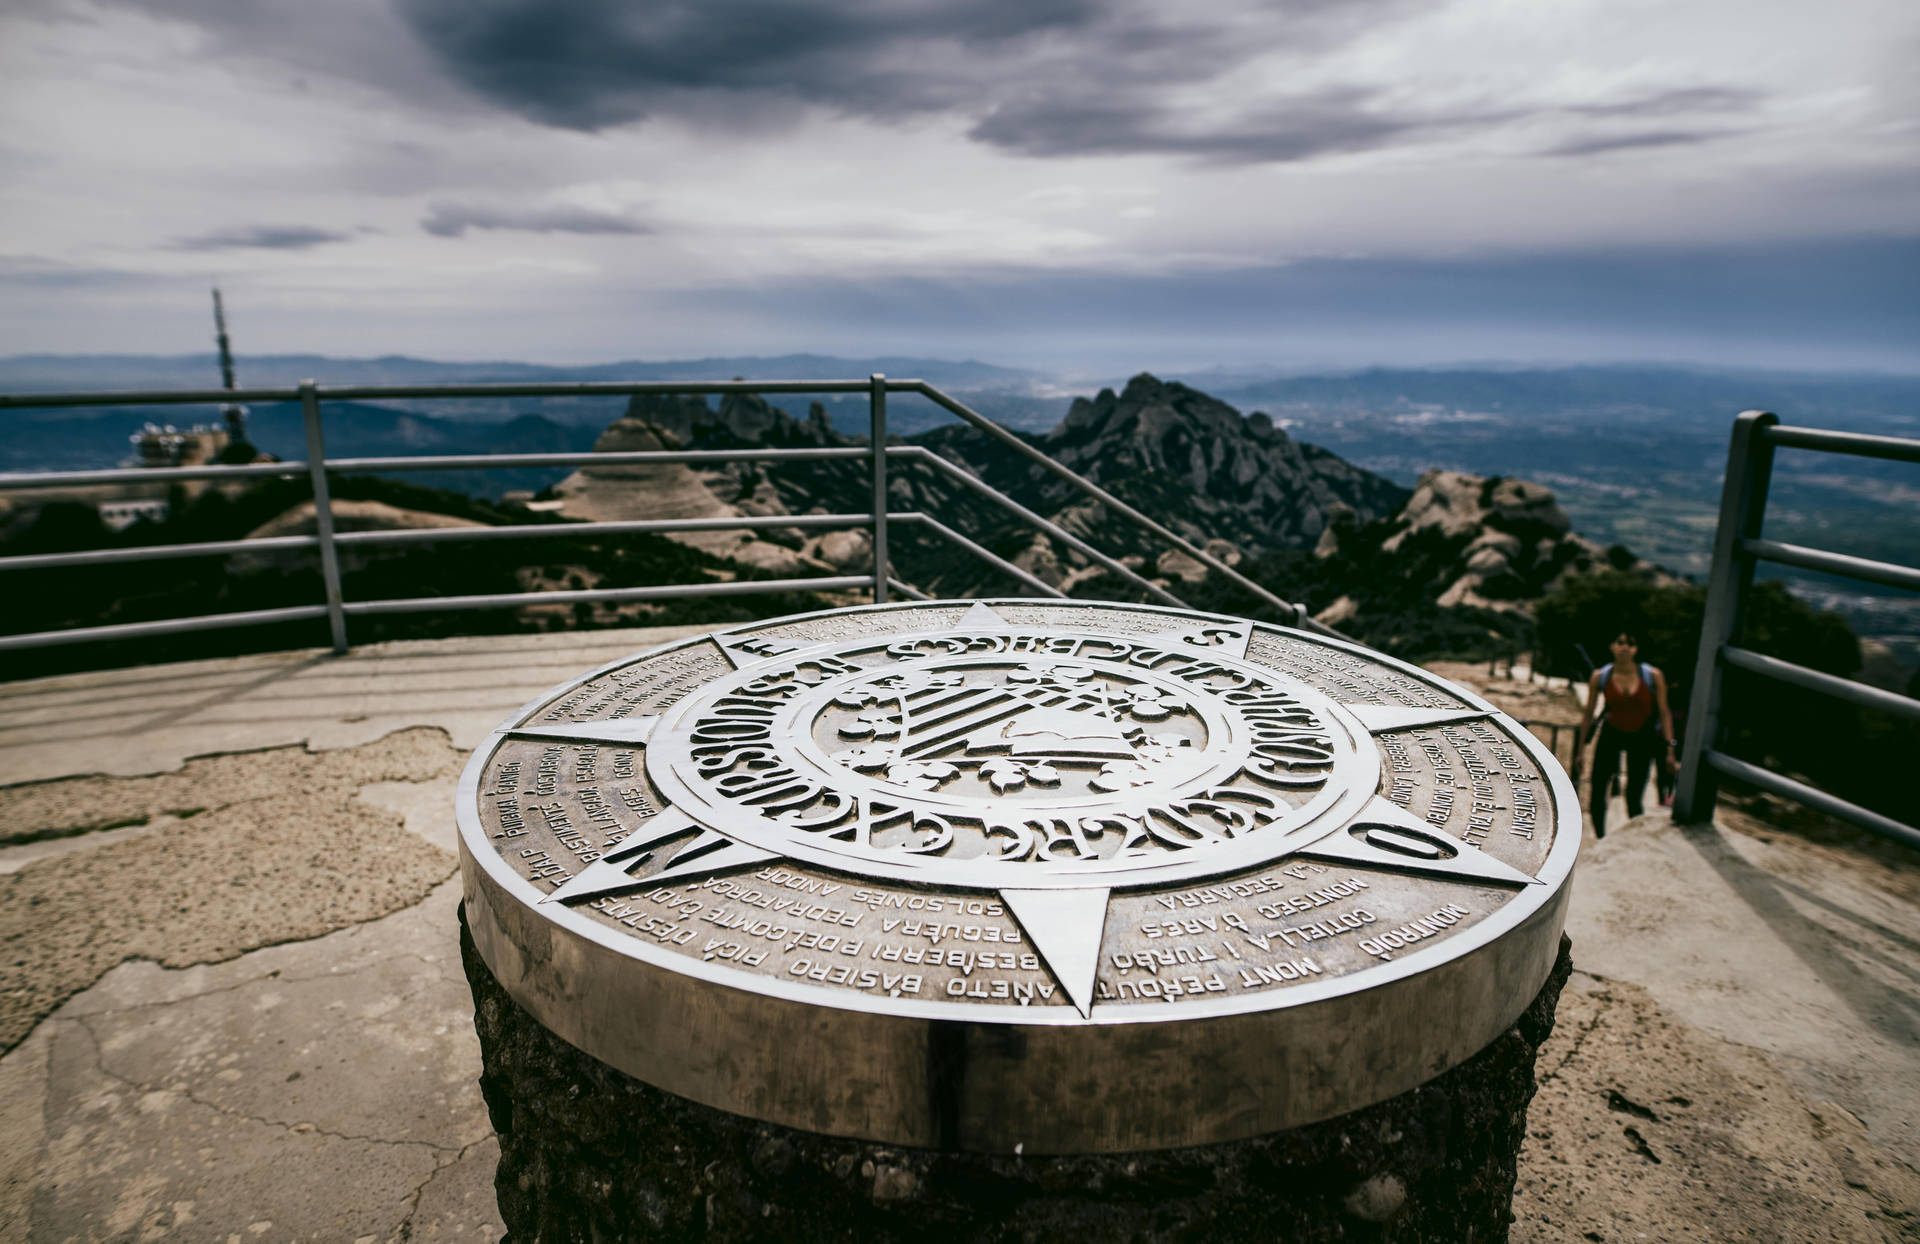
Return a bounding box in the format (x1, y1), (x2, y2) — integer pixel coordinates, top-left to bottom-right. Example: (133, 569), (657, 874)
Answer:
(1043, 372), (1405, 553)
(620, 391), (845, 449)
(1058, 373), (1277, 451)
(1381, 470), (1573, 554)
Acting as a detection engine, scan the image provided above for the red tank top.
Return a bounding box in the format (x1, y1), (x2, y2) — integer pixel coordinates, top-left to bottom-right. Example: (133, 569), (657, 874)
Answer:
(1602, 665), (1655, 733)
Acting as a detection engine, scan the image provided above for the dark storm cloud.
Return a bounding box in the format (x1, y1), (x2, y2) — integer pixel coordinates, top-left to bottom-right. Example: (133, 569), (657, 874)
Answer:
(93, 0), (1781, 167)
(386, 0), (1756, 165)
(392, 0), (1108, 131)
(1544, 130), (1735, 158)
(1566, 87), (1762, 118)
(173, 225), (355, 251)
(0, 256), (167, 288)
(420, 201), (652, 237)
(970, 87), (1520, 163)
(390, 0), (1440, 162)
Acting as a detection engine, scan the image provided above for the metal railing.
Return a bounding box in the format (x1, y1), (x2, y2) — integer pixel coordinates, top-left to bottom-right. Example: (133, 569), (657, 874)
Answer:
(1673, 411), (1920, 849)
(0, 375), (1328, 655)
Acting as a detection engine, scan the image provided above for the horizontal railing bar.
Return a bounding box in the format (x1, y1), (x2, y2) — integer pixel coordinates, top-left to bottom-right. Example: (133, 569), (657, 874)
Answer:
(0, 512), (909, 570)
(0, 534), (321, 572)
(314, 379), (925, 401)
(1761, 424), (1920, 464)
(0, 444), (906, 493)
(886, 577), (932, 602)
(340, 576), (872, 616)
(905, 511), (1070, 600)
(334, 512), (905, 550)
(0, 387), (304, 408)
(0, 462), (308, 489)
(900, 447), (1186, 609)
(0, 378), (930, 410)
(911, 382), (1306, 624)
(0, 604), (331, 652)
(327, 447), (872, 472)
(1703, 748), (1920, 851)
(1744, 538), (1920, 593)
(1720, 645), (1920, 724)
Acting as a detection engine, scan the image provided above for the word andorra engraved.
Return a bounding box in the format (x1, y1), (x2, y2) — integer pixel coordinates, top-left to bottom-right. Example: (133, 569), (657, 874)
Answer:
(459, 600), (1580, 1149)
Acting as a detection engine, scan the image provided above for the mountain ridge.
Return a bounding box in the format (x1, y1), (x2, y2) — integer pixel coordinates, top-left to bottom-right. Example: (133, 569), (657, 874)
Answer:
(552, 373), (1421, 598)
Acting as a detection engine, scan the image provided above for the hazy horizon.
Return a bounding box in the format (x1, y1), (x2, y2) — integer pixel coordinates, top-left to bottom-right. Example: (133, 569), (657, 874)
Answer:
(8, 344), (1920, 392)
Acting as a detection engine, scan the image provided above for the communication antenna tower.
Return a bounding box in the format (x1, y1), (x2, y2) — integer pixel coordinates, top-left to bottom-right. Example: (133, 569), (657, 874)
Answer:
(212, 287), (248, 443)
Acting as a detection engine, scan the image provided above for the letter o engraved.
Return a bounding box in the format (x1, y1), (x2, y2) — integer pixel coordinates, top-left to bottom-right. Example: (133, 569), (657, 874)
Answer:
(1351, 822), (1459, 860)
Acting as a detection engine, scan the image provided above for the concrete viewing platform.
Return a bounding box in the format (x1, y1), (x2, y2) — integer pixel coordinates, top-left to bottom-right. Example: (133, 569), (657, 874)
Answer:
(2, 627), (1916, 1242)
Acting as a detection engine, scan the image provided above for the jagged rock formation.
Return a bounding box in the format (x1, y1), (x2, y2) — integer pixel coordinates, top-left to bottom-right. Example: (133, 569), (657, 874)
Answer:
(1378, 471), (1596, 611)
(1041, 375), (1407, 553)
(547, 375), (1434, 601)
(1319, 469), (1671, 616)
(1289, 468), (1676, 650)
(635, 390), (840, 451)
(547, 403), (832, 577)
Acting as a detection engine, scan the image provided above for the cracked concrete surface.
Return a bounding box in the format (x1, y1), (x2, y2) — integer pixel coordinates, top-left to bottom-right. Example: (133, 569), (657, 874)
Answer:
(8, 883), (502, 1243)
(0, 721), (502, 1242)
(1, 636), (1916, 1241)
(0, 729), (466, 1053)
(0, 629), (727, 1243)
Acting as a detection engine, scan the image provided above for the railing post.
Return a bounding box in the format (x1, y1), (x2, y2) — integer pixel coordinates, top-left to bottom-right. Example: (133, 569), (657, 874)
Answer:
(870, 373), (888, 605)
(1674, 410), (1777, 823)
(300, 380), (350, 654)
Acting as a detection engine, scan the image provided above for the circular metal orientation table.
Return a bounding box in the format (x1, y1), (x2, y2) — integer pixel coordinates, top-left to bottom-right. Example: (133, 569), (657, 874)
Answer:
(458, 600), (1579, 1156)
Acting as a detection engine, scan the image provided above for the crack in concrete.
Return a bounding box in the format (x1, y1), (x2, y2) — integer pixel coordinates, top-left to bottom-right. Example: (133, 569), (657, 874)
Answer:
(65, 912), (465, 1023)
(70, 1013), (457, 1158)
(1, 727), (466, 842)
(394, 1135), (498, 1244)
(1538, 982), (1611, 1086)
(0, 725), (436, 792)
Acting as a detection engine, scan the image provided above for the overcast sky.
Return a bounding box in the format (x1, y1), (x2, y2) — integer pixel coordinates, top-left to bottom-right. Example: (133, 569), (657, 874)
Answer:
(2, 0), (1916, 376)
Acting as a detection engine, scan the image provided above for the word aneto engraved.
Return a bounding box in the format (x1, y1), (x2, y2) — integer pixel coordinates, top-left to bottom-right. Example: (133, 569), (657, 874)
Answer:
(671, 632), (1345, 868)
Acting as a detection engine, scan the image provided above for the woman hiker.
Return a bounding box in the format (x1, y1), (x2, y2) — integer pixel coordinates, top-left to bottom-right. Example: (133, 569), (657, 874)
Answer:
(1572, 631), (1677, 838)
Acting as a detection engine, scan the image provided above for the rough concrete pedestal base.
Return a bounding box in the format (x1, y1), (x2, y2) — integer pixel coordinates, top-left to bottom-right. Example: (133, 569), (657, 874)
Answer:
(462, 914), (1571, 1244)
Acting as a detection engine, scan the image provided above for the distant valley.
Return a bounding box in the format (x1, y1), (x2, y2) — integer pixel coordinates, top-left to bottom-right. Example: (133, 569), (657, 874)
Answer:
(3, 352), (1915, 651)
(1202, 366), (1920, 650)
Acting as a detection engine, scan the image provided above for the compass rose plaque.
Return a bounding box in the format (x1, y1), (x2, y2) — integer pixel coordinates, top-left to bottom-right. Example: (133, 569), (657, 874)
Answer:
(458, 600), (1578, 1154)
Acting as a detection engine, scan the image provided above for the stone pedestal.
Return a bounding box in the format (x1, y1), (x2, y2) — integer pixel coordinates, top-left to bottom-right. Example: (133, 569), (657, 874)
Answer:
(463, 912), (1572, 1244)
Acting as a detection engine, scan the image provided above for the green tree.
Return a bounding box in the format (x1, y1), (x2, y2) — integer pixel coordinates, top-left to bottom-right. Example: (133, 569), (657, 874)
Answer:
(1534, 571), (1703, 687)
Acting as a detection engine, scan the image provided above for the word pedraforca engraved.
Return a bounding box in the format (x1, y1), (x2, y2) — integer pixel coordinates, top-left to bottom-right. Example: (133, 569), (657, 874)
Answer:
(653, 630), (1346, 871)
